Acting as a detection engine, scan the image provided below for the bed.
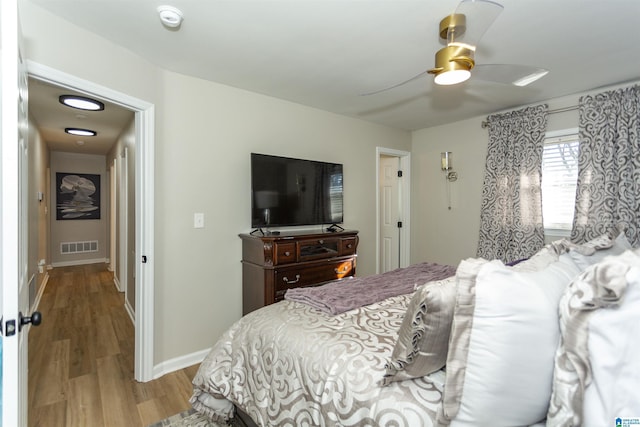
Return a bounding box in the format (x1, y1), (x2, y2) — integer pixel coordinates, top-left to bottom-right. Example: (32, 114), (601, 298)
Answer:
(191, 262), (455, 426)
(190, 231), (640, 427)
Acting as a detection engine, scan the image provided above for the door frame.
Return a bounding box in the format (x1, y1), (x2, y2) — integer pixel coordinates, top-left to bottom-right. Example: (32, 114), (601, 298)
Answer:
(110, 159), (119, 283)
(375, 147), (411, 274)
(119, 147), (129, 309)
(1, 0), (30, 422)
(27, 61), (156, 382)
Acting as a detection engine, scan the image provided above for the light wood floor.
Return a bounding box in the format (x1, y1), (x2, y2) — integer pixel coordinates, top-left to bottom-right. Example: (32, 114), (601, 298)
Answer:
(28, 263), (199, 427)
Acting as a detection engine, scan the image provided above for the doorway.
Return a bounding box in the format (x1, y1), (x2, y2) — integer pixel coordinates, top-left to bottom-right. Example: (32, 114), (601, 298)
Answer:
(376, 147), (411, 274)
(27, 61), (156, 382)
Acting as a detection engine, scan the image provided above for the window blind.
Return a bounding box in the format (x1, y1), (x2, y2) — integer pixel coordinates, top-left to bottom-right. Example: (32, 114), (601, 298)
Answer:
(541, 132), (580, 231)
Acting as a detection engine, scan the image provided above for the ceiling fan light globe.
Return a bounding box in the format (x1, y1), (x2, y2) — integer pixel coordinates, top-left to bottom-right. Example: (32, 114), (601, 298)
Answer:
(431, 46), (474, 85)
(435, 69), (471, 85)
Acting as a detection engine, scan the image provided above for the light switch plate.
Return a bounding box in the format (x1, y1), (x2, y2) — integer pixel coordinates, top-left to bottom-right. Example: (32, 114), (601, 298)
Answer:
(194, 212), (205, 228)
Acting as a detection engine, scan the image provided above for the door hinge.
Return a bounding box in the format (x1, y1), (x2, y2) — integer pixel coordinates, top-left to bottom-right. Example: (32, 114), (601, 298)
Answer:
(397, 221), (403, 228)
(5, 319), (16, 337)
(397, 170), (403, 178)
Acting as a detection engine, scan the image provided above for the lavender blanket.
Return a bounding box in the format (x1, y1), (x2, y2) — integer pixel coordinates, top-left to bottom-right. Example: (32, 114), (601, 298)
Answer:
(284, 262), (456, 315)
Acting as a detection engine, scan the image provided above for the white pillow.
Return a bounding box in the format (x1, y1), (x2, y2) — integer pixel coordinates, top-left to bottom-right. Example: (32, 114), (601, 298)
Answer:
(584, 264), (640, 426)
(509, 244), (559, 272)
(437, 257), (581, 427)
(568, 231), (632, 270)
(547, 249), (640, 427)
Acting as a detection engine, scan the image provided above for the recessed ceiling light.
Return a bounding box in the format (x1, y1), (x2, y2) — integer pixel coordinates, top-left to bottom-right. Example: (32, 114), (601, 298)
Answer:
(157, 5), (183, 28)
(65, 128), (96, 137)
(59, 95), (105, 111)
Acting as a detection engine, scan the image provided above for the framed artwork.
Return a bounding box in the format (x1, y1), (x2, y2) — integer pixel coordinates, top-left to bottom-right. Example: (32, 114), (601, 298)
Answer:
(56, 172), (101, 220)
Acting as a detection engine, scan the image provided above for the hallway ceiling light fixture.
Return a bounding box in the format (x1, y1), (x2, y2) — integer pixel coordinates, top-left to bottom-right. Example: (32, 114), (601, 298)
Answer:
(59, 95), (105, 111)
(157, 5), (184, 29)
(65, 128), (97, 137)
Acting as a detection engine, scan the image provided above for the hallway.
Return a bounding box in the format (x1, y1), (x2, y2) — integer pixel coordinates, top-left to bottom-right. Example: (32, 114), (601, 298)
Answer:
(28, 264), (198, 427)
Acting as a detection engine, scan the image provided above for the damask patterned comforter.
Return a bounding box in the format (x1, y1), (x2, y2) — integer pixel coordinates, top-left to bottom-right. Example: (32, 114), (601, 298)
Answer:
(190, 294), (445, 427)
(285, 262), (456, 315)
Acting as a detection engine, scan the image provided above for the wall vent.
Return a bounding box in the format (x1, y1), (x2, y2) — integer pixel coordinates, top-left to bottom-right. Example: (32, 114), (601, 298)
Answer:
(60, 240), (99, 255)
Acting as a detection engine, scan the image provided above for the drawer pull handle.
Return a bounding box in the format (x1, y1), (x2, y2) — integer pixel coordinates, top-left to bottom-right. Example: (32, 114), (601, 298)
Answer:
(335, 267), (349, 274)
(346, 244), (353, 249)
(318, 239), (324, 244)
(284, 251), (291, 256)
(283, 274), (301, 284)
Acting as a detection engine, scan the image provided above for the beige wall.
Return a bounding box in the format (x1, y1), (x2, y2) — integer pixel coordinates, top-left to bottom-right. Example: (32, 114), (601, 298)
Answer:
(155, 71), (411, 360)
(21, 1), (411, 365)
(410, 79), (640, 266)
(27, 114), (50, 306)
(411, 116), (487, 266)
(20, 2), (160, 107)
(49, 151), (109, 265)
(107, 118), (136, 311)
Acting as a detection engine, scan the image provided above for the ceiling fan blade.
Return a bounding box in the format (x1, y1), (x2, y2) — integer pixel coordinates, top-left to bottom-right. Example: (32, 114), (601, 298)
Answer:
(359, 70), (428, 96)
(472, 64), (549, 86)
(446, 0), (503, 49)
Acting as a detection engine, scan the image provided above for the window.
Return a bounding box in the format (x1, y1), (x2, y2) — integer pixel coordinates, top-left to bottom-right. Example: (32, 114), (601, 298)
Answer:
(541, 129), (580, 234)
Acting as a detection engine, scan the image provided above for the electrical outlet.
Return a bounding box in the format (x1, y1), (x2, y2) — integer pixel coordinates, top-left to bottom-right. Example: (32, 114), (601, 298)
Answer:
(194, 212), (205, 229)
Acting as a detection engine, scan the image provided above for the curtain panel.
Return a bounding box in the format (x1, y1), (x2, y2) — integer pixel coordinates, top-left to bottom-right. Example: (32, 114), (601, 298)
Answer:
(477, 104), (548, 263)
(571, 85), (640, 246)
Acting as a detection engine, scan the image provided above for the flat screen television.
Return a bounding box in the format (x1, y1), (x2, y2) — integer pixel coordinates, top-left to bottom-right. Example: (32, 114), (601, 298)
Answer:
(251, 153), (344, 228)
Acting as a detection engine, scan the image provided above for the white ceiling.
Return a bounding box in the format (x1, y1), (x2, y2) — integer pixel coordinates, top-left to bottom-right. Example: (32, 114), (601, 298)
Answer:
(29, 78), (134, 155)
(27, 0), (640, 153)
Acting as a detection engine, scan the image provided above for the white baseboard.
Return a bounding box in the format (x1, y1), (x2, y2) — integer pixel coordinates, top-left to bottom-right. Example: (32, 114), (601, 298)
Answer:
(152, 348), (211, 380)
(124, 298), (135, 324)
(113, 275), (123, 292)
(32, 272), (50, 312)
(51, 258), (108, 268)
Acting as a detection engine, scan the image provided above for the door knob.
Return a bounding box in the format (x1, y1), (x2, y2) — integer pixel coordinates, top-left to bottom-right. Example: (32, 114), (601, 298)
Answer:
(19, 311), (42, 332)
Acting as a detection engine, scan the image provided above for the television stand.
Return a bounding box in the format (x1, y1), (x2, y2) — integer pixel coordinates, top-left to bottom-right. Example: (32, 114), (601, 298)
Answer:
(239, 229), (359, 315)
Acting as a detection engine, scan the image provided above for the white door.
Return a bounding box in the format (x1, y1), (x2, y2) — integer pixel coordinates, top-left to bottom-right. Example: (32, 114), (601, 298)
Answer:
(379, 155), (401, 273)
(2, 0), (32, 425)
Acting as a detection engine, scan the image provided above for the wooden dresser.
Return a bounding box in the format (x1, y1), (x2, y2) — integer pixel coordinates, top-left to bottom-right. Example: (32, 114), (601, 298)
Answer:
(240, 230), (359, 315)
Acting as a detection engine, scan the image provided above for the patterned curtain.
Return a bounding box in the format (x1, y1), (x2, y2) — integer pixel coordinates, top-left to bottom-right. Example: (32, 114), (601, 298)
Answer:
(571, 85), (640, 246)
(477, 104), (548, 263)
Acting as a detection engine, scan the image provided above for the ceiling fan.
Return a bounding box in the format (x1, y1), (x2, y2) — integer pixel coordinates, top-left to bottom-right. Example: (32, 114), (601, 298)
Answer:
(362, 0), (548, 95)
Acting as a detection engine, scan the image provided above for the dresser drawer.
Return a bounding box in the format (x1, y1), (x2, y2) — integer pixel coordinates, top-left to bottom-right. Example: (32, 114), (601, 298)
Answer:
(274, 259), (356, 298)
(240, 230), (359, 314)
(341, 237), (358, 255)
(298, 237), (340, 261)
(274, 242), (296, 265)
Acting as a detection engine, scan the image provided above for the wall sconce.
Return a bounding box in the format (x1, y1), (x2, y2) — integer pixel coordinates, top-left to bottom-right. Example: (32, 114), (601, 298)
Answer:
(441, 152), (458, 210)
(441, 152), (458, 182)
